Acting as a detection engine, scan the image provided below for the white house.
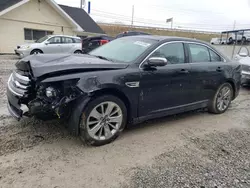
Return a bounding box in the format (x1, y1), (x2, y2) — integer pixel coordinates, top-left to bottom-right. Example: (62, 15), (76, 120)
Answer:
(0, 0), (105, 53)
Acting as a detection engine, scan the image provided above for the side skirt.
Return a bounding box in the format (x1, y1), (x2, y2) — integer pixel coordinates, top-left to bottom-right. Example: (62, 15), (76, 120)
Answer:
(132, 100), (209, 125)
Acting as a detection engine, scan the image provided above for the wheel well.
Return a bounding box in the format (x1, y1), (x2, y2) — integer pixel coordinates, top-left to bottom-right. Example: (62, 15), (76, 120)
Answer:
(30, 49), (43, 54)
(74, 50), (82, 53)
(226, 80), (236, 99)
(90, 88), (132, 123)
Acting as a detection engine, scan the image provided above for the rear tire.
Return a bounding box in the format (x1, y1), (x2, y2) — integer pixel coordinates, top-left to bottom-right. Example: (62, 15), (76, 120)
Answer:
(30, 49), (43, 55)
(228, 37), (233, 44)
(208, 83), (233, 114)
(79, 95), (127, 146)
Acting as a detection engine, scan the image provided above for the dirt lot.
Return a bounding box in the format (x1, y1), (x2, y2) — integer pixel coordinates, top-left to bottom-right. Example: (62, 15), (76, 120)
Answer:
(1, 54), (250, 188)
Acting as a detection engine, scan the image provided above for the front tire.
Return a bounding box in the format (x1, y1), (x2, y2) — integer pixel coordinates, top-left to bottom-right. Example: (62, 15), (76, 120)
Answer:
(30, 49), (43, 55)
(79, 95), (127, 146)
(208, 83), (233, 114)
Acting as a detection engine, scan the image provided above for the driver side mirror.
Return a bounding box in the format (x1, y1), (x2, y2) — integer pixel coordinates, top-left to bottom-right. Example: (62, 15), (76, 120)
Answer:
(147, 57), (168, 67)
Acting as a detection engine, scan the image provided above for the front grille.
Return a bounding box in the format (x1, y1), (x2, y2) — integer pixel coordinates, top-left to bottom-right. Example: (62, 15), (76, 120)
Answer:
(8, 71), (31, 97)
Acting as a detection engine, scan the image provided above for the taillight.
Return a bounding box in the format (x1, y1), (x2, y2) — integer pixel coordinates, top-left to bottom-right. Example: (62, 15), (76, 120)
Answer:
(100, 40), (108, 45)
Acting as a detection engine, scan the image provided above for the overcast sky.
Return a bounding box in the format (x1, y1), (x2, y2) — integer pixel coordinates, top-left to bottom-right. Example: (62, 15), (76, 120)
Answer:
(56, 0), (250, 32)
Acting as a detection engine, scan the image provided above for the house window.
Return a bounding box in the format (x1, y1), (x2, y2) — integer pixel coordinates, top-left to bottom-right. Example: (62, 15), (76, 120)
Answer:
(24, 29), (53, 40)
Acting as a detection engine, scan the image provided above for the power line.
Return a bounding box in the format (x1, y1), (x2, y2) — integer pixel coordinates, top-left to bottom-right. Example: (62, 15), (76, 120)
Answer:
(91, 10), (249, 29)
(92, 14), (237, 31)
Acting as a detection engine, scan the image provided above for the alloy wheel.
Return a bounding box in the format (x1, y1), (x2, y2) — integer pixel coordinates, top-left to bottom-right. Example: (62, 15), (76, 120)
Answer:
(216, 86), (232, 111)
(86, 101), (123, 141)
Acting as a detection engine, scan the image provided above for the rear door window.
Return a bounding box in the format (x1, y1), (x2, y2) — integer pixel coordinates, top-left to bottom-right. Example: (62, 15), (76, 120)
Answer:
(62, 37), (74, 44)
(188, 44), (210, 63)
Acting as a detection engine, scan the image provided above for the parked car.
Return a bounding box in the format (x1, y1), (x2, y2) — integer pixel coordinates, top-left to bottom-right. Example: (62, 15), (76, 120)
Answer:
(228, 31), (250, 44)
(82, 35), (114, 54)
(234, 46), (250, 85)
(115, 31), (150, 38)
(15, 35), (82, 58)
(7, 36), (241, 146)
(210, 37), (227, 45)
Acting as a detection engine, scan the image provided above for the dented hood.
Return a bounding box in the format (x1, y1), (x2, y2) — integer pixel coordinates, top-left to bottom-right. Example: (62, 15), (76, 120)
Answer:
(15, 54), (129, 77)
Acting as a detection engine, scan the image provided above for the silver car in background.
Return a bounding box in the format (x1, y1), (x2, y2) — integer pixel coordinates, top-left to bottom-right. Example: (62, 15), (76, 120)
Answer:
(15, 35), (82, 58)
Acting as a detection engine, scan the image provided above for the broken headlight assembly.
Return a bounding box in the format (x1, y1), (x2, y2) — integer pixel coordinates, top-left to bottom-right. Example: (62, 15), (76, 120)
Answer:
(28, 79), (82, 120)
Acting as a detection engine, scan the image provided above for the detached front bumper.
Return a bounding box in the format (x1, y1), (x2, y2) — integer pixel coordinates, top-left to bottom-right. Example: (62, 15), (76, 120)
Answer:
(7, 72), (31, 120)
(7, 87), (22, 120)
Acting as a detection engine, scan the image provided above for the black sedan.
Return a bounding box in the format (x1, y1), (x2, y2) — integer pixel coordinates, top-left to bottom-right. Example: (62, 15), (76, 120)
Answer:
(7, 36), (241, 146)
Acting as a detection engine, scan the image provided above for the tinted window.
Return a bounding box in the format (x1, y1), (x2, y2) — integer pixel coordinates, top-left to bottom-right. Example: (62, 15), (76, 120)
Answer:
(89, 38), (157, 63)
(209, 49), (222, 62)
(189, 44), (210, 63)
(89, 40), (101, 48)
(48, 37), (61, 44)
(62, 37), (74, 43)
(151, 43), (185, 64)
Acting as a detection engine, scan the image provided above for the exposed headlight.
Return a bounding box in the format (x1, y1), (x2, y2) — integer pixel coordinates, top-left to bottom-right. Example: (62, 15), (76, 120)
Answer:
(45, 87), (57, 97)
(21, 45), (30, 49)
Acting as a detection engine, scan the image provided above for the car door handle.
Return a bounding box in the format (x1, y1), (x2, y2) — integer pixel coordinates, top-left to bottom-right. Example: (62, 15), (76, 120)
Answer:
(216, 67), (222, 72)
(178, 69), (189, 74)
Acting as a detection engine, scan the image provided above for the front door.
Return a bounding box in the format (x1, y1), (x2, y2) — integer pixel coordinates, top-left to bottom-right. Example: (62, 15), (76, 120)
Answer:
(139, 42), (194, 117)
(43, 36), (62, 54)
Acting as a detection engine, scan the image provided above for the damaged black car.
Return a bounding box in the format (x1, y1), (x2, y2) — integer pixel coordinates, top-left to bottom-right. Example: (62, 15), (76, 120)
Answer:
(7, 36), (241, 146)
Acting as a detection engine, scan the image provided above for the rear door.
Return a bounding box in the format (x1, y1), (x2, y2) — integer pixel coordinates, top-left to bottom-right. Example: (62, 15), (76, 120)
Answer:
(61, 37), (77, 53)
(187, 43), (227, 101)
(43, 36), (62, 54)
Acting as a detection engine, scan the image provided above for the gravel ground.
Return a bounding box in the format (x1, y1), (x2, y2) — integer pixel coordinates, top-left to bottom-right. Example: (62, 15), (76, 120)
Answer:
(0, 53), (250, 188)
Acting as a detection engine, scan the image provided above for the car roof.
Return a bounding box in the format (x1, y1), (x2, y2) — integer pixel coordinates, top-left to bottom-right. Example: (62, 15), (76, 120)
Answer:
(48, 35), (81, 39)
(86, 35), (111, 39)
(128, 35), (209, 44)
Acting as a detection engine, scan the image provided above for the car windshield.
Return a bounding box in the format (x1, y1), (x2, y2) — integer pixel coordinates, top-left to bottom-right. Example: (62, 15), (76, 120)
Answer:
(89, 37), (157, 63)
(36, 36), (50, 43)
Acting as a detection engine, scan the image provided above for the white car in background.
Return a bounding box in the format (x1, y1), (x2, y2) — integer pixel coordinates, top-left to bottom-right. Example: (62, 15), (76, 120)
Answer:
(234, 46), (250, 85)
(210, 37), (227, 45)
(15, 35), (82, 58)
(228, 31), (250, 44)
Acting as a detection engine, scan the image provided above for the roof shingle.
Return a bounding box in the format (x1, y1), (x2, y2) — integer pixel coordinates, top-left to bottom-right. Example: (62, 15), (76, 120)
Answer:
(59, 4), (105, 34)
(0, 0), (22, 12)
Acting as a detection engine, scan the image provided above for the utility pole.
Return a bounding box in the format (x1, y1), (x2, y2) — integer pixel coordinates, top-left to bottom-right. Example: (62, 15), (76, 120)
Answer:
(80, 0), (86, 9)
(131, 5), (134, 29)
(233, 20), (236, 30)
